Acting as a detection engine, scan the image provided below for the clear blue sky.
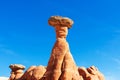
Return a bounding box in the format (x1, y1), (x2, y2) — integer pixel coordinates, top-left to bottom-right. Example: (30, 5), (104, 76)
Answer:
(0, 0), (120, 80)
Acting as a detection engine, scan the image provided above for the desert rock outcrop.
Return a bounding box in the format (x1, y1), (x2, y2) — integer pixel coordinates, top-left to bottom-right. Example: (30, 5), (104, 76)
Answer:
(8, 16), (105, 80)
(42, 16), (83, 80)
(20, 66), (46, 80)
(9, 64), (25, 80)
(78, 66), (105, 80)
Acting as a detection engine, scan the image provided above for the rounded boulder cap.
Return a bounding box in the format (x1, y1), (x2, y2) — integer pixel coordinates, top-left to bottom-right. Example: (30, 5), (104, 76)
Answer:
(9, 64), (25, 70)
(48, 16), (74, 28)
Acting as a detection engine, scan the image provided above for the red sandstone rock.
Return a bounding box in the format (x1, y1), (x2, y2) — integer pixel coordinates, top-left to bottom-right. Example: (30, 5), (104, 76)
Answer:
(9, 64), (25, 80)
(9, 72), (15, 80)
(20, 65), (46, 80)
(48, 16), (73, 28)
(78, 66), (105, 80)
(20, 66), (36, 80)
(31, 66), (46, 80)
(42, 16), (82, 80)
(8, 16), (105, 80)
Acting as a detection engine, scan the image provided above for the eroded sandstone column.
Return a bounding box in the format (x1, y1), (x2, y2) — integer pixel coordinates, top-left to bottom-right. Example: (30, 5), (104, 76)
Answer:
(8, 16), (105, 80)
(9, 64), (25, 80)
(42, 16), (83, 80)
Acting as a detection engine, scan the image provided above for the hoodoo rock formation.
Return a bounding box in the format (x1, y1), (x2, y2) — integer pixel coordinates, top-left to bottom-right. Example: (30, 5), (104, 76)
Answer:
(9, 16), (105, 80)
(9, 64), (25, 80)
(42, 16), (82, 80)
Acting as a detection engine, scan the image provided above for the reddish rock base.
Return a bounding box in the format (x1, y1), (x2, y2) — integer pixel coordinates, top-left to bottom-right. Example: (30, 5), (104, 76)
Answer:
(9, 65), (104, 80)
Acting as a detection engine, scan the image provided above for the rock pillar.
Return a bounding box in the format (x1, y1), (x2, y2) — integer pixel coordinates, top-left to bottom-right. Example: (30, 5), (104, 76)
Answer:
(9, 64), (25, 80)
(42, 16), (83, 80)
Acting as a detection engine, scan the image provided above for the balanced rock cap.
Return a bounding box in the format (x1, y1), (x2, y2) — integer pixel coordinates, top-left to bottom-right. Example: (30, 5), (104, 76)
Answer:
(48, 16), (74, 28)
(9, 64), (25, 70)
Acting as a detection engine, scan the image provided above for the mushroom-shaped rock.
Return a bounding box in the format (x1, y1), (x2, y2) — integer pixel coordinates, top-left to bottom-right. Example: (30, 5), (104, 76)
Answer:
(9, 64), (25, 71)
(48, 16), (73, 28)
(9, 64), (25, 80)
(8, 15), (105, 80)
(42, 16), (82, 80)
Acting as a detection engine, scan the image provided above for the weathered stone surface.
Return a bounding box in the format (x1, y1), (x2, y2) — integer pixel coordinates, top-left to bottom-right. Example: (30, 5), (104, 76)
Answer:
(9, 64), (25, 71)
(8, 16), (105, 80)
(42, 16), (82, 80)
(31, 66), (46, 80)
(20, 65), (46, 80)
(48, 16), (73, 28)
(20, 66), (36, 80)
(78, 66), (105, 80)
(9, 64), (25, 80)
(9, 72), (15, 80)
